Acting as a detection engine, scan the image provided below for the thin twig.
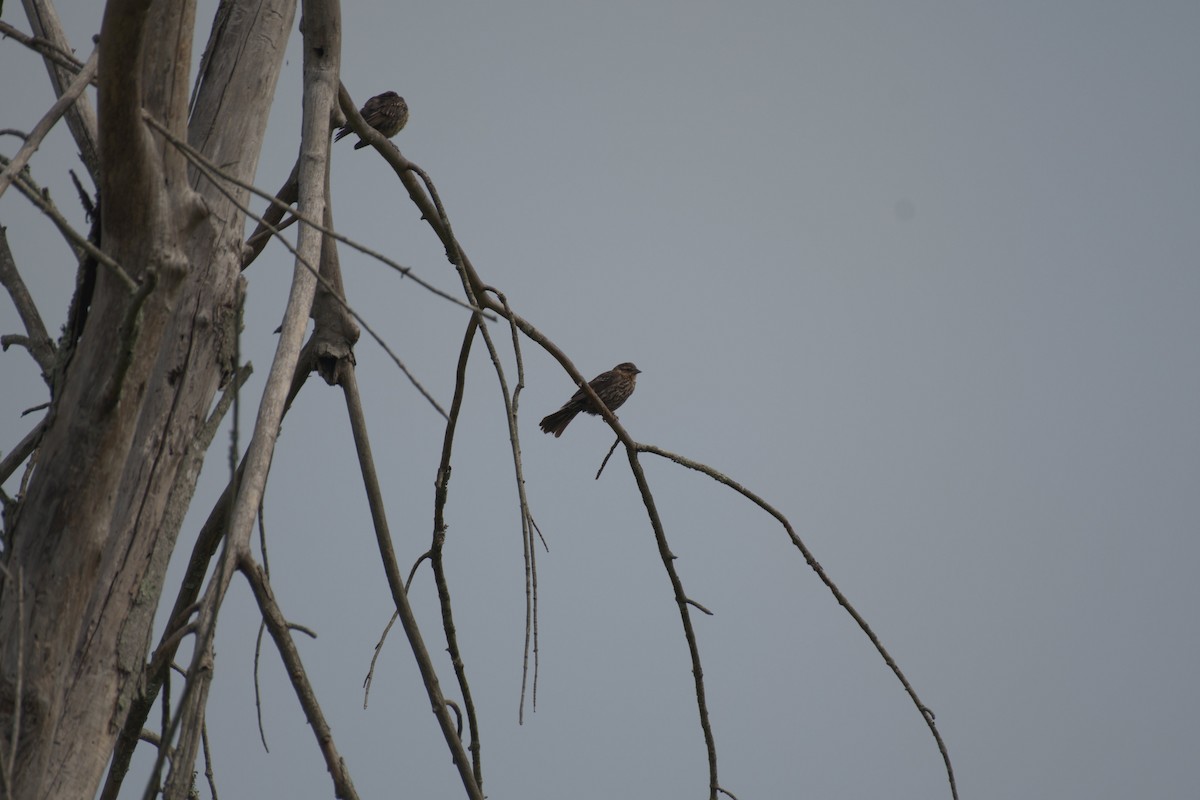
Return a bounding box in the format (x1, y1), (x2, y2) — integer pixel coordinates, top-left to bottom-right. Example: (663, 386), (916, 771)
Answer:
(389, 127), (536, 743)
(482, 288), (542, 723)
(15, 4), (101, 181)
(239, 558), (360, 800)
(0, 227), (55, 379)
(686, 598), (714, 616)
(253, 622), (270, 752)
(362, 611), (399, 708)
(0, 46), (97, 200)
(637, 443), (959, 800)
(595, 437), (621, 480)
(0, 155), (136, 291)
(427, 318), (486, 785)
(463, 301), (726, 797)
(201, 722), (219, 800)
(0, 20), (87, 76)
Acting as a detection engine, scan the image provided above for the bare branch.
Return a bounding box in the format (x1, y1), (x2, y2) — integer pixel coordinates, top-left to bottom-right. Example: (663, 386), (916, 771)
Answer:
(637, 443), (960, 800)
(595, 436), (620, 479)
(362, 610), (399, 708)
(239, 558), (360, 800)
(339, 367), (484, 799)
(478, 288), (542, 724)
(0, 46), (97, 201)
(0, 418), (47, 486)
(15, 3), (101, 180)
(0, 20), (86, 74)
(686, 598), (714, 616)
(200, 723), (219, 800)
(241, 159), (300, 269)
(0, 157), (137, 291)
(428, 318), (485, 782)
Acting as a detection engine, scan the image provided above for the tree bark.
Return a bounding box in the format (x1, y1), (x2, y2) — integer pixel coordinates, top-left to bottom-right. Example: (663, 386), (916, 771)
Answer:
(0, 1), (297, 797)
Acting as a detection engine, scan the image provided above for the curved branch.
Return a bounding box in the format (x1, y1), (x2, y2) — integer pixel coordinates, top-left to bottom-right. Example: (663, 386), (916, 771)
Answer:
(636, 443), (959, 800)
(428, 317), (486, 785)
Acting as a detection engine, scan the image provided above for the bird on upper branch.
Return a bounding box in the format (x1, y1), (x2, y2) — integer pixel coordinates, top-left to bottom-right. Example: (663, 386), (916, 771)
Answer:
(335, 91), (408, 149)
(539, 362), (641, 437)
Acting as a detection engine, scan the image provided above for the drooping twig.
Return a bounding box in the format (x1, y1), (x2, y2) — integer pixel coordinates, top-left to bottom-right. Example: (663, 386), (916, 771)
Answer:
(481, 287), (542, 722)
(362, 610), (400, 707)
(636, 443), (959, 800)
(595, 437), (621, 480)
(425, 316), (486, 784)
(348, 71), (950, 800)
(355, 91), (542, 738)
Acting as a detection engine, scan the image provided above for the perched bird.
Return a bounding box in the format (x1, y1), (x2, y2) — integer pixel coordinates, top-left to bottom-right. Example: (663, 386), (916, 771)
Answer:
(539, 362), (641, 437)
(335, 91), (408, 150)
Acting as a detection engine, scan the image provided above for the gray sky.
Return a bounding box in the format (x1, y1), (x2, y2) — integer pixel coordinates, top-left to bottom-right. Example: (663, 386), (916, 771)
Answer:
(2, 2), (1198, 798)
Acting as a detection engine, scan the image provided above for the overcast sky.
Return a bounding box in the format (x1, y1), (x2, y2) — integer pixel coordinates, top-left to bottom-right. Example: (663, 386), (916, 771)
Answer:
(2, 2), (1199, 798)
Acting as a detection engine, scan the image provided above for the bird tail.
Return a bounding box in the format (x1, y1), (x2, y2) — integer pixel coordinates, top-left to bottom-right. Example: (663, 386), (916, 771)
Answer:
(334, 126), (350, 142)
(539, 406), (579, 437)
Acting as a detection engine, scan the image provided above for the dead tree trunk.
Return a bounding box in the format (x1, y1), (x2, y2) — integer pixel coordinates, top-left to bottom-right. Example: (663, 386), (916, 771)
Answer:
(0, 1), (296, 797)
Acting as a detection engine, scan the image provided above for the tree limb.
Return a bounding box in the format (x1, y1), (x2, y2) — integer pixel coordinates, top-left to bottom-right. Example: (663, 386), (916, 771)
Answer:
(0, 227), (54, 381)
(0, 46), (97, 201)
(18, 0), (101, 181)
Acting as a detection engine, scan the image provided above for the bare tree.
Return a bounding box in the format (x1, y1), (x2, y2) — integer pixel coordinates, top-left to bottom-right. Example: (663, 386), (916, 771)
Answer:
(0, 2), (958, 799)
(1, 0), (299, 796)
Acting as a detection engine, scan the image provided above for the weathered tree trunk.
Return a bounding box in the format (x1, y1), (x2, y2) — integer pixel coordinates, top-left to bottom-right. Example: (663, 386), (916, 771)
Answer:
(0, 1), (297, 797)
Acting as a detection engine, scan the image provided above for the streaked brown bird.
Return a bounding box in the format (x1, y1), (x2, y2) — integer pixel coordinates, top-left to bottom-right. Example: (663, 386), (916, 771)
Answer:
(539, 362), (641, 437)
(335, 91), (408, 150)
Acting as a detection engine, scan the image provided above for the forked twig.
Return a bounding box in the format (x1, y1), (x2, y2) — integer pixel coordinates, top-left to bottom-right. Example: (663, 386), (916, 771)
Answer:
(239, 558), (360, 799)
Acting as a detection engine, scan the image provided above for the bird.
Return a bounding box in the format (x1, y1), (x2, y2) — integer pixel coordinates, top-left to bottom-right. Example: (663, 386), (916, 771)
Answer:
(539, 362), (641, 437)
(335, 91), (408, 149)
